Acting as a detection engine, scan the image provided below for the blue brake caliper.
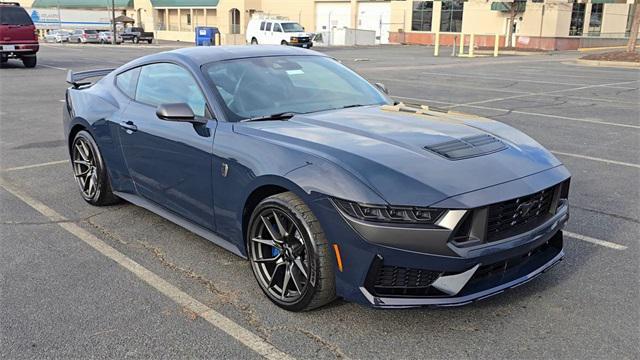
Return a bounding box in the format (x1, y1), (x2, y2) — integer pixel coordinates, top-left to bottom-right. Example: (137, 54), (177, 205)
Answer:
(272, 247), (281, 258)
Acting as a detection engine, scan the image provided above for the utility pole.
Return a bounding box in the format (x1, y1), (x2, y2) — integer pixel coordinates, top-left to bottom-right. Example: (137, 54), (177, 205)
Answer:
(111, 0), (117, 45)
(627, 3), (639, 53)
(56, 0), (61, 30)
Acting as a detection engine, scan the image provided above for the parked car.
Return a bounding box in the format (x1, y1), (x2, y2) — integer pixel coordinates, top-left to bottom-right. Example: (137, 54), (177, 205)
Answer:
(121, 27), (153, 44)
(44, 30), (71, 43)
(0, 2), (39, 68)
(63, 46), (570, 311)
(98, 31), (123, 44)
(246, 17), (312, 48)
(69, 29), (99, 44)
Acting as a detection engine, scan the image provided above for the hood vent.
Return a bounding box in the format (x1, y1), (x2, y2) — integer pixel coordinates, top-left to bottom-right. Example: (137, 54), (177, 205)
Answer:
(424, 134), (506, 160)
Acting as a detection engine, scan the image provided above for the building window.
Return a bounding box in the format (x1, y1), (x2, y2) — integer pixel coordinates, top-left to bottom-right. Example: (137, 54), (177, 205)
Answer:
(588, 3), (603, 36)
(412, 1), (433, 32)
(569, 2), (586, 36)
(230, 8), (240, 34)
(186, 13), (191, 26)
(440, 0), (464, 33)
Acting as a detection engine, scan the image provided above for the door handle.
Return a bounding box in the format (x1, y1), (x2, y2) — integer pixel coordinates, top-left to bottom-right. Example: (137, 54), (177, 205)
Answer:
(120, 121), (137, 132)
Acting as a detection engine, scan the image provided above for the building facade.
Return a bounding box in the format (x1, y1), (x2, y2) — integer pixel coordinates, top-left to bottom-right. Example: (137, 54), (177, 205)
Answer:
(17, 0), (638, 50)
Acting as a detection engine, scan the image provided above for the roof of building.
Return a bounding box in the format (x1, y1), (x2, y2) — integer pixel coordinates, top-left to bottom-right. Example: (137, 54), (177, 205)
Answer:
(151, 0), (220, 7)
(31, 0), (133, 8)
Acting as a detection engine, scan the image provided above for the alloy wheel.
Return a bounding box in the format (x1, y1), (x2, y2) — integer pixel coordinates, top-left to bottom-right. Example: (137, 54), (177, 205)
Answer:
(249, 208), (311, 303)
(72, 137), (99, 199)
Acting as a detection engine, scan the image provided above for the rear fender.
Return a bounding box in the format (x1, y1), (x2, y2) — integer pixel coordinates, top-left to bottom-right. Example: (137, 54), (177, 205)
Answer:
(64, 86), (134, 193)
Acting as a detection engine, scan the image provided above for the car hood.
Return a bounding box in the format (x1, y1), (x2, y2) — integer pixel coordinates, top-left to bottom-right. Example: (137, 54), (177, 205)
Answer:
(235, 105), (562, 206)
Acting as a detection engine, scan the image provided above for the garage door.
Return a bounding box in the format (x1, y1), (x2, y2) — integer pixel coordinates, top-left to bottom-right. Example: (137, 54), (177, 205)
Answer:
(357, 1), (391, 44)
(315, 2), (351, 32)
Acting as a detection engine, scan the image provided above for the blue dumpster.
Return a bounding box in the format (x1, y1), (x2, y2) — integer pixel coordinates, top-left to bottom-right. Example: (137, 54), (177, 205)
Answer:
(195, 26), (219, 46)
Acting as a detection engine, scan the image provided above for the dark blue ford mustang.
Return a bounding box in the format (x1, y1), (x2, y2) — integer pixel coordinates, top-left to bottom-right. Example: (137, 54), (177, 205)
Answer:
(63, 46), (570, 311)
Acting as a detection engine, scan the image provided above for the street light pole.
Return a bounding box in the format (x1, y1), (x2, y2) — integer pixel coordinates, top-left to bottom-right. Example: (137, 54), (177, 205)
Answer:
(111, 0), (116, 45)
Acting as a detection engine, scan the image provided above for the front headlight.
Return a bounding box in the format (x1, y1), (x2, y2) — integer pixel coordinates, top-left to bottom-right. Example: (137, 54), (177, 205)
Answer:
(333, 199), (445, 224)
(290, 36), (298, 42)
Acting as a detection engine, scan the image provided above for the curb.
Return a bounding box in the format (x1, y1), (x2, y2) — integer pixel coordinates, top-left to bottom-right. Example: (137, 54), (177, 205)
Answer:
(574, 58), (640, 69)
(577, 46), (626, 52)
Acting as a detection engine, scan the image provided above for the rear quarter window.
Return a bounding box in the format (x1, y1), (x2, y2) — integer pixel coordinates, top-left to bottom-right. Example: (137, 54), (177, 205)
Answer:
(116, 67), (141, 99)
(0, 6), (33, 26)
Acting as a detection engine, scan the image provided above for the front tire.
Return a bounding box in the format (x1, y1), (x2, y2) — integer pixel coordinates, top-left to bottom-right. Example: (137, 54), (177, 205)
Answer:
(247, 192), (336, 311)
(133, 36), (139, 44)
(71, 131), (120, 206)
(281, 40), (288, 46)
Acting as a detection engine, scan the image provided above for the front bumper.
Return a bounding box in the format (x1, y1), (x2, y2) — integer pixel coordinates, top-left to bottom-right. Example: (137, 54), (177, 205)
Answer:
(360, 231), (564, 308)
(309, 176), (570, 308)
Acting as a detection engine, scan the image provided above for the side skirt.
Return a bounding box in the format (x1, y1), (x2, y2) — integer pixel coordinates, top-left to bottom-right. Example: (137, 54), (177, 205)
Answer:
(114, 191), (247, 259)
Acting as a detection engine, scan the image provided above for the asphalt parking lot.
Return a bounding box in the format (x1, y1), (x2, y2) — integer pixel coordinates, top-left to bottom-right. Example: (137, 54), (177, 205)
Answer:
(1, 43), (639, 359)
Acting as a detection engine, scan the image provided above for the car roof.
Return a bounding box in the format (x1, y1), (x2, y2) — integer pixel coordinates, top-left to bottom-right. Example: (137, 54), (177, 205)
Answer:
(136, 45), (327, 67)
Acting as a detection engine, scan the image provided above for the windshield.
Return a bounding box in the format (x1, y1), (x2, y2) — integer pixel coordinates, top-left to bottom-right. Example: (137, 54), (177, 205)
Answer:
(281, 22), (304, 33)
(203, 55), (389, 121)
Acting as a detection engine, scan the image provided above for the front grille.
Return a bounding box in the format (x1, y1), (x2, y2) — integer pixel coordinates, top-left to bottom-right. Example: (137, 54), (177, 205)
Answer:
(468, 231), (563, 286)
(486, 186), (555, 242)
(370, 264), (442, 297)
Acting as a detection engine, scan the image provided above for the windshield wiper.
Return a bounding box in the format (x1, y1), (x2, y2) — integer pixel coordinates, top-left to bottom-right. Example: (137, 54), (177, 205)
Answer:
(241, 112), (298, 122)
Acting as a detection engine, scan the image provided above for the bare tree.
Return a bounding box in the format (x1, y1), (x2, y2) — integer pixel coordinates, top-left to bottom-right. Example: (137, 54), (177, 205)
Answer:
(627, 3), (639, 53)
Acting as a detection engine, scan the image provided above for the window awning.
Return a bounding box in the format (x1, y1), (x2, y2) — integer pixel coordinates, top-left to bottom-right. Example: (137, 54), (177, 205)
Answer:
(150, 0), (220, 7)
(32, 0), (133, 8)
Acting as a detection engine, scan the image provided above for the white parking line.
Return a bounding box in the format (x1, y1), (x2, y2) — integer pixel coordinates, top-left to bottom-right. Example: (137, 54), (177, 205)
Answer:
(0, 178), (295, 360)
(453, 80), (640, 108)
(564, 231), (628, 250)
(39, 64), (67, 71)
(550, 151), (640, 169)
(1, 160), (69, 172)
(417, 71), (639, 89)
(375, 77), (638, 106)
(394, 96), (640, 130)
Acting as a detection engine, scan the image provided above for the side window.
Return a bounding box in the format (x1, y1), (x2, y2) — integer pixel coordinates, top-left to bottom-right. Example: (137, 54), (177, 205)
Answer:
(259, 21), (265, 31)
(265, 22), (272, 31)
(135, 63), (207, 117)
(115, 67), (140, 99)
(273, 23), (282, 32)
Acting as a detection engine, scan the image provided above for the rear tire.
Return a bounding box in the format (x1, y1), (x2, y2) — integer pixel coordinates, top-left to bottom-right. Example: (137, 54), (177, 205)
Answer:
(22, 55), (37, 68)
(247, 192), (336, 311)
(71, 131), (120, 206)
(147, 39), (152, 44)
(251, 37), (258, 45)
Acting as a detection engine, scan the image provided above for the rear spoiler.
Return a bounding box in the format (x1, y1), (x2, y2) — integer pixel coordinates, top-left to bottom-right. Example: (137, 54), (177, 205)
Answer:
(66, 68), (115, 89)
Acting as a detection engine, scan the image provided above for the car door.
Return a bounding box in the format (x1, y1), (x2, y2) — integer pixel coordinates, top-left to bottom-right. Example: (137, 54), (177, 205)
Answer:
(118, 62), (217, 231)
(272, 23), (284, 44)
(263, 22), (272, 44)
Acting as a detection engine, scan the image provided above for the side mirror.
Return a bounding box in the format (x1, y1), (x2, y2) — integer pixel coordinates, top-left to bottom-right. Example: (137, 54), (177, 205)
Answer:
(375, 82), (389, 95)
(156, 103), (205, 124)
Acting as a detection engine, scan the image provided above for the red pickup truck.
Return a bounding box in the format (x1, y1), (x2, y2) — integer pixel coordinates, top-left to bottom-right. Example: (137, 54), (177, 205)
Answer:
(0, 2), (39, 68)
